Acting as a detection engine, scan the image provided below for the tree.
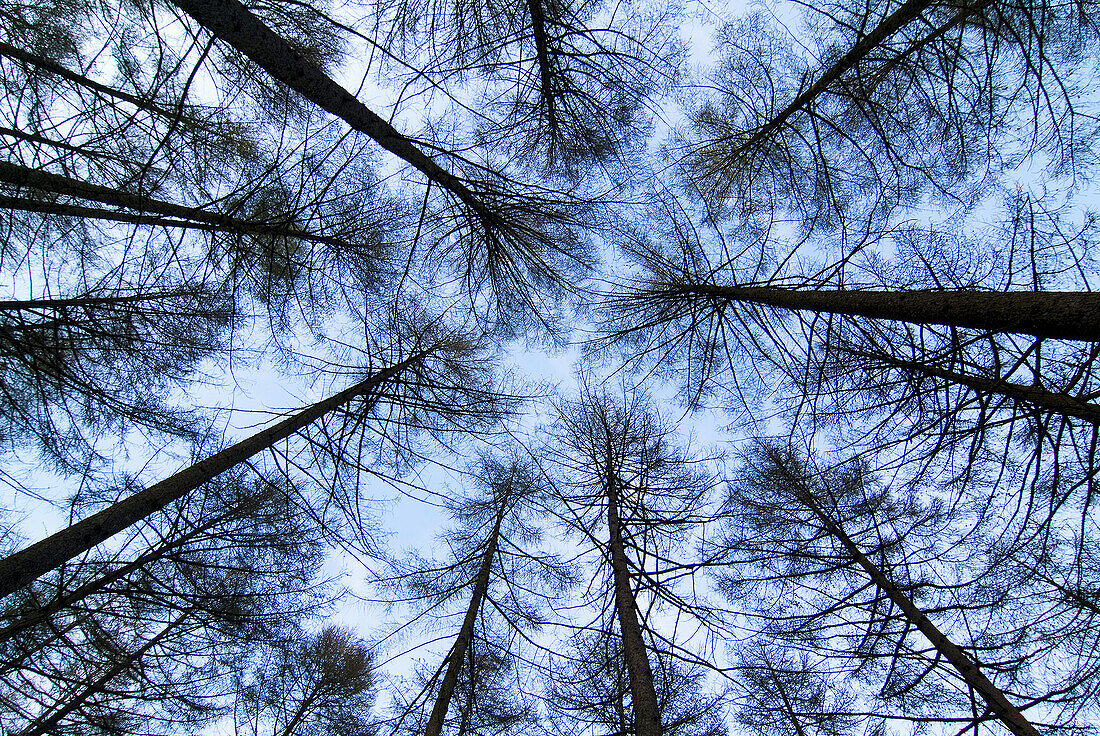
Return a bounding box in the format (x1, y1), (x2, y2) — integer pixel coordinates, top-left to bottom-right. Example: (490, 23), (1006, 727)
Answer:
(684, 0), (1099, 231)
(716, 442), (1100, 734)
(4, 0), (1100, 734)
(547, 631), (727, 736)
(0, 470), (332, 735)
(379, 456), (567, 736)
(546, 387), (719, 736)
(233, 627), (377, 736)
(0, 314), (493, 600)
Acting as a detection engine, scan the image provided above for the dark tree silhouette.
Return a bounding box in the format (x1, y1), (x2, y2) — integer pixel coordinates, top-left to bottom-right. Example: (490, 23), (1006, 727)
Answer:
(546, 387), (720, 736)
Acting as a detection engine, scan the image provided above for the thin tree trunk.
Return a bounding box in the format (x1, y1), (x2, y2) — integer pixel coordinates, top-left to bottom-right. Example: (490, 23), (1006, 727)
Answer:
(796, 490), (1040, 736)
(759, 650), (811, 736)
(839, 346), (1100, 425)
(674, 283), (1100, 342)
(279, 684), (322, 736)
(603, 432), (662, 736)
(16, 612), (191, 736)
(0, 42), (182, 120)
(0, 126), (115, 160)
(525, 0), (560, 134)
(169, 0), (493, 219)
(423, 501), (508, 736)
(0, 162), (368, 251)
(0, 347), (435, 600)
(718, 0), (937, 155)
(0, 289), (210, 313)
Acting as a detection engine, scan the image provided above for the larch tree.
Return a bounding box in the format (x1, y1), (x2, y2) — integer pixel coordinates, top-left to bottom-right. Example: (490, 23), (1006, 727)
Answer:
(1, 0), (1098, 734)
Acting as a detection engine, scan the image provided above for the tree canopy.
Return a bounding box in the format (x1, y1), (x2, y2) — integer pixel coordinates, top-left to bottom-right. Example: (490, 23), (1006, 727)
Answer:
(1, 0), (1098, 734)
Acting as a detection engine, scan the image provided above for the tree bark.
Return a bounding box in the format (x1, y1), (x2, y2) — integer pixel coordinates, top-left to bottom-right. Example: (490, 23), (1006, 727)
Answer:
(796, 488), (1040, 736)
(603, 431), (662, 736)
(169, 0), (493, 219)
(675, 283), (1100, 342)
(840, 346), (1100, 425)
(423, 501), (508, 736)
(16, 612), (191, 736)
(0, 162), (367, 251)
(0, 348), (434, 600)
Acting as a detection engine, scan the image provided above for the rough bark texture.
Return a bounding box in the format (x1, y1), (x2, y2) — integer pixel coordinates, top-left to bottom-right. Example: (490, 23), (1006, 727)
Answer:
(170, 0), (491, 217)
(0, 349), (432, 600)
(799, 492), (1040, 736)
(682, 284), (1100, 341)
(0, 162), (362, 250)
(604, 433), (662, 736)
(423, 502), (508, 736)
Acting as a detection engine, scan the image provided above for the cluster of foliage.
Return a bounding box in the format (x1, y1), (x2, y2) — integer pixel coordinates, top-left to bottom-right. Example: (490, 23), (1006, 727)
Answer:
(0, 0), (1098, 733)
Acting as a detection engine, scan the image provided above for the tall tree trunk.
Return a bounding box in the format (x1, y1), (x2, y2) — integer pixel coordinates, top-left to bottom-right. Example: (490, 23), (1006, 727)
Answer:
(0, 290), (210, 313)
(525, 0), (559, 134)
(0, 498), (252, 645)
(837, 346), (1100, 425)
(16, 612), (191, 736)
(0, 347), (435, 600)
(795, 488), (1040, 736)
(709, 0), (996, 160)
(423, 501), (508, 736)
(673, 284), (1100, 342)
(603, 432), (662, 736)
(0, 162), (366, 251)
(169, 0), (494, 219)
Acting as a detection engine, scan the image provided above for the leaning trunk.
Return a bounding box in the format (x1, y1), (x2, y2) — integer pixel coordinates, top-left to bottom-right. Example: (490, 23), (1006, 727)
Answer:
(837, 346), (1100, 425)
(725, 0), (939, 156)
(0, 498), (251, 645)
(170, 0), (491, 218)
(423, 502), (508, 736)
(0, 347), (435, 600)
(798, 491), (1040, 736)
(604, 434), (662, 736)
(0, 162), (364, 251)
(16, 612), (190, 736)
(676, 284), (1100, 342)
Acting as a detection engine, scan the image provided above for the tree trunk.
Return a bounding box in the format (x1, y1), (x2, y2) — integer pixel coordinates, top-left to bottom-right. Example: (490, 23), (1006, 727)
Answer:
(169, 0), (492, 219)
(676, 284), (1100, 342)
(796, 489), (1040, 736)
(16, 612), (191, 736)
(0, 42), (181, 120)
(423, 501), (508, 736)
(525, 0), (559, 134)
(603, 432), (662, 736)
(839, 346), (1100, 425)
(0, 162), (366, 251)
(0, 347), (435, 600)
(0, 289), (210, 314)
(721, 0), (937, 155)
(0, 125), (115, 160)
(0, 498), (252, 644)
